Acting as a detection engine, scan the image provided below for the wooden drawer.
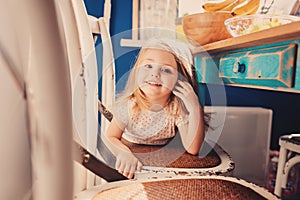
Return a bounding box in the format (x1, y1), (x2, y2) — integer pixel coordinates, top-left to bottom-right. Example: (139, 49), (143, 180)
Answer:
(219, 44), (297, 88)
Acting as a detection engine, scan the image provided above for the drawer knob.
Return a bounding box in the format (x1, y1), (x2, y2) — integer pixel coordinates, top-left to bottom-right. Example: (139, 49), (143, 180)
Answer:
(233, 62), (246, 74)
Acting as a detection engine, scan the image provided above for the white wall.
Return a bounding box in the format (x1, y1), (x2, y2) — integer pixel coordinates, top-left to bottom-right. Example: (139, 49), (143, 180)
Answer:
(178, 0), (205, 17)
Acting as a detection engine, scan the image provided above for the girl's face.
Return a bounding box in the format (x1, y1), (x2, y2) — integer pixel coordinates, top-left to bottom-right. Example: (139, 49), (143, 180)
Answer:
(136, 48), (178, 100)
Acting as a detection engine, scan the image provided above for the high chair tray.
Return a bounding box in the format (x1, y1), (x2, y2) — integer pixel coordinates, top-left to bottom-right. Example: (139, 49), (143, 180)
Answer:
(98, 137), (234, 180)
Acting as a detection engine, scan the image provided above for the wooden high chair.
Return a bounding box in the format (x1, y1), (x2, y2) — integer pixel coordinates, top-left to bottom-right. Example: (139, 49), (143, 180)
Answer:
(1, 0), (280, 199)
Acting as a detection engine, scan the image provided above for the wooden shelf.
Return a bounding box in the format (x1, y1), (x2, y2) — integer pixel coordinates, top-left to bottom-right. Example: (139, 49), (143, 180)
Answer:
(191, 21), (300, 55)
(120, 21), (300, 54)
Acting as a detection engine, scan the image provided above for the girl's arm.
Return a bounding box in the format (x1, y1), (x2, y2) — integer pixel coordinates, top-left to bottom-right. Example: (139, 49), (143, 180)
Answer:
(177, 105), (204, 155)
(103, 119), (143, 178)
(173, 80), (205, 155)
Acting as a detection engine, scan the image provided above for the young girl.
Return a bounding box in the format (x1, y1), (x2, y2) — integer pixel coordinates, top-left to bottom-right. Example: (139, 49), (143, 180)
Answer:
(103, 38), (206, 179)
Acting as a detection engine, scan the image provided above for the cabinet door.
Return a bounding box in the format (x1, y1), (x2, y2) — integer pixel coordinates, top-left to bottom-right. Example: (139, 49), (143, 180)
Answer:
(219, 44), (297, 88)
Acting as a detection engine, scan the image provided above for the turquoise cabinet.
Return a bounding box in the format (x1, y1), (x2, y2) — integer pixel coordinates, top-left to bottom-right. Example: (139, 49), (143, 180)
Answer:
(219, 44), (296, 88)
(193, 22), (300, 93)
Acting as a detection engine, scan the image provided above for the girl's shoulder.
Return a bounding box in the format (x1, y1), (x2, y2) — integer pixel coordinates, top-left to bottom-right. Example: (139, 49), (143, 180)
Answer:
(112, 99), (134, 126)
(113, 98), (137, 116)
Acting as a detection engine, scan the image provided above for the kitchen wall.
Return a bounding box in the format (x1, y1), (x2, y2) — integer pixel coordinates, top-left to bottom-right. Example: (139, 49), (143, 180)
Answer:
(84, 0), (300, 150)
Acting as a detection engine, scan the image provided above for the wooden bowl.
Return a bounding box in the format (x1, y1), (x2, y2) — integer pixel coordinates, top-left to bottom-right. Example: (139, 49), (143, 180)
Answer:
(183, 12), (233, 46)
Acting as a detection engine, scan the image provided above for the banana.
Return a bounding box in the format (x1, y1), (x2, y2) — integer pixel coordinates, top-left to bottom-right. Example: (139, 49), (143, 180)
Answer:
(231, 0), (260, 15)
(202, 0), (236, 12)
(230, 0), (251, 10)
(219, 0), (247, 12)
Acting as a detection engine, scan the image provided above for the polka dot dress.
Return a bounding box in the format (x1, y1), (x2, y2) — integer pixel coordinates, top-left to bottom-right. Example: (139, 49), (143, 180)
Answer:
(113, 100), (188, 145)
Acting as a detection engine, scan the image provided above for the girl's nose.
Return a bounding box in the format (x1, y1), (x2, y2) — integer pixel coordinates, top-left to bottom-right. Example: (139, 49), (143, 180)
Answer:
(151, 67), (160, 78)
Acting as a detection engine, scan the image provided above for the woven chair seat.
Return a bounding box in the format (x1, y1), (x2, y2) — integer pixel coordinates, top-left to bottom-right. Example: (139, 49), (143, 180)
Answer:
(90, 176), (279, 200)
(98, 137), (234, 178)
(121, 139), (221, 168)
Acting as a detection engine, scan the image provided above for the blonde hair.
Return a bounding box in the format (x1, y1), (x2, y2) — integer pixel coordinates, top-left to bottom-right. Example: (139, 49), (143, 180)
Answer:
(116, 38), (202, 120)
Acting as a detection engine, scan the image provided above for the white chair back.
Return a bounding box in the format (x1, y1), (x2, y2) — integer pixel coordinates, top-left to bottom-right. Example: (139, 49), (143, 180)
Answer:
(58, 0), (115, 193)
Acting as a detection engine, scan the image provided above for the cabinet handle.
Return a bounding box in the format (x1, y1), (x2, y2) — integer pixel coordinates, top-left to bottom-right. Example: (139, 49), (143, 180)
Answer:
(233, 62), (246, 74)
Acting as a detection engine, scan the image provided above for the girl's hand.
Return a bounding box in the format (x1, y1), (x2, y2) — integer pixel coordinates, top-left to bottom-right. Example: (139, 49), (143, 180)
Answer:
(173, 80), (200, 113)
(115, 151), (143, 179)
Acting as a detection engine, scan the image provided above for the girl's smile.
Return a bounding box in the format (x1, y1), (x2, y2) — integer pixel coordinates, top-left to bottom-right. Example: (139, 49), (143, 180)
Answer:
(145, 80), (163, 87)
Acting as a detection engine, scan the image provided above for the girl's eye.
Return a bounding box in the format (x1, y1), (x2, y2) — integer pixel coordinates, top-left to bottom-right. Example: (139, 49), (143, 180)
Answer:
(143, 64), (152, 69)
(161, 67), (173, 74)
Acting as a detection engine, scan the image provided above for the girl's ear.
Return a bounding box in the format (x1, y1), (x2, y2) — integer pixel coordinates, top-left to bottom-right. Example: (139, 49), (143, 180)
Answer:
(178, 76), (185, 82)
(177, 71), (187, 83)
(175, 81), (180, 88)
